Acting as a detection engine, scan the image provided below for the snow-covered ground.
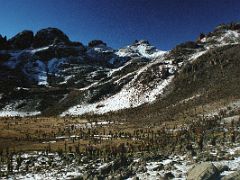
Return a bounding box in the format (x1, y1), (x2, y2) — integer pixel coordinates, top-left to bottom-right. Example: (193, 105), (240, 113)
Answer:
(128, 155), (192, 180)
(217, 30), (240, 44)
(2, 51), (23, 69)
(0, 100), (40, 117)
(129, 144), (240, 180)
(0, 111), (40, 117)
(61, 73), (174, 116)
(23, 60), (48, 86)
(2, 143), (240, 180)
(1, 152), (84, 180)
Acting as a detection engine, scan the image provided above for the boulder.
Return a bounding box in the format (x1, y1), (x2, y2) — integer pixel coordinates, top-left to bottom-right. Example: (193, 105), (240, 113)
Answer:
(99, 163), (112, 175)
(33, 27), (70, 48)
(152, 164), (164, 171)
(187, 162), (220, 180)
(222, 171), (240, 180)
(164, 172), (175, 179)
(8, 30), (34, 49)
(215, 164), (229, 173)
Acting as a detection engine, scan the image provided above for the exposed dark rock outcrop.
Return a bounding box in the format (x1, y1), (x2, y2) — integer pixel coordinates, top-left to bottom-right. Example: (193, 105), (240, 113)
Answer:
(34, 45), (83, 61)
(33, 27), (70, 48)
(187, 162), (220, 180)
(88, 40), (107, 47)
(8, 30), (34, 50)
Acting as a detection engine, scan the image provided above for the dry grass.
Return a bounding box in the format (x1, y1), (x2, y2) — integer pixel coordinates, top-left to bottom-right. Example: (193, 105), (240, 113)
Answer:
(0, 116), (153, 153)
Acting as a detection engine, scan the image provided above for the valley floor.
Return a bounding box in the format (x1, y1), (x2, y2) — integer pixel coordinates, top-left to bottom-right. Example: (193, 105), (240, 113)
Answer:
(0, 109), (239, 179)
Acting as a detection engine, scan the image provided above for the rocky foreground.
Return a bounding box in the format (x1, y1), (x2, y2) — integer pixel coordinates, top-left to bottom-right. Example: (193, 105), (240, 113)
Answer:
(0, 113), (239, 180)
(0, 142), (240, 180)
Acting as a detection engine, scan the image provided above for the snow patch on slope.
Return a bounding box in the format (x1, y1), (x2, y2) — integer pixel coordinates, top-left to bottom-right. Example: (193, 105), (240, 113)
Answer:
(218, 30), (240, 44)
(30, 46), (51, 54)
(47, 58), (67, 74)
(0, 100), (41, 117)
(134, 44), (166, 59)
(87, 44), (114, 60)
(62, 69), (174, 116)
(189, 50), (208, 61)
(203, 30), (240, 47)
(2, 51), (23, 69)
(0, 111), (40, 117)
(23, 60), (48, 85)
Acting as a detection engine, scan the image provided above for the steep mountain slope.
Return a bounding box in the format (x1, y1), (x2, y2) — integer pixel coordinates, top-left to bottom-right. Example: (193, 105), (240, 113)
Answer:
(0, 23), (240, 117)
(62, 23), (240, 117)
(0, 28), (166, 116)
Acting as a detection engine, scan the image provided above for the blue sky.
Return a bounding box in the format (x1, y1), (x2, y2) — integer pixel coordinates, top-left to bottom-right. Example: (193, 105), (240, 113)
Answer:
(0, 0), (240, 50)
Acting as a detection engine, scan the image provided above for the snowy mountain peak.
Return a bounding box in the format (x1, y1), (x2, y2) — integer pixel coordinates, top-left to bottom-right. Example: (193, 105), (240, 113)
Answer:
(116, 40), (166, 59)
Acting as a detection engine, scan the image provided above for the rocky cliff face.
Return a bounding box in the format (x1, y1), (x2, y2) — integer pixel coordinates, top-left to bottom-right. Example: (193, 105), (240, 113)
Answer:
(0, 23), (240, 117)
